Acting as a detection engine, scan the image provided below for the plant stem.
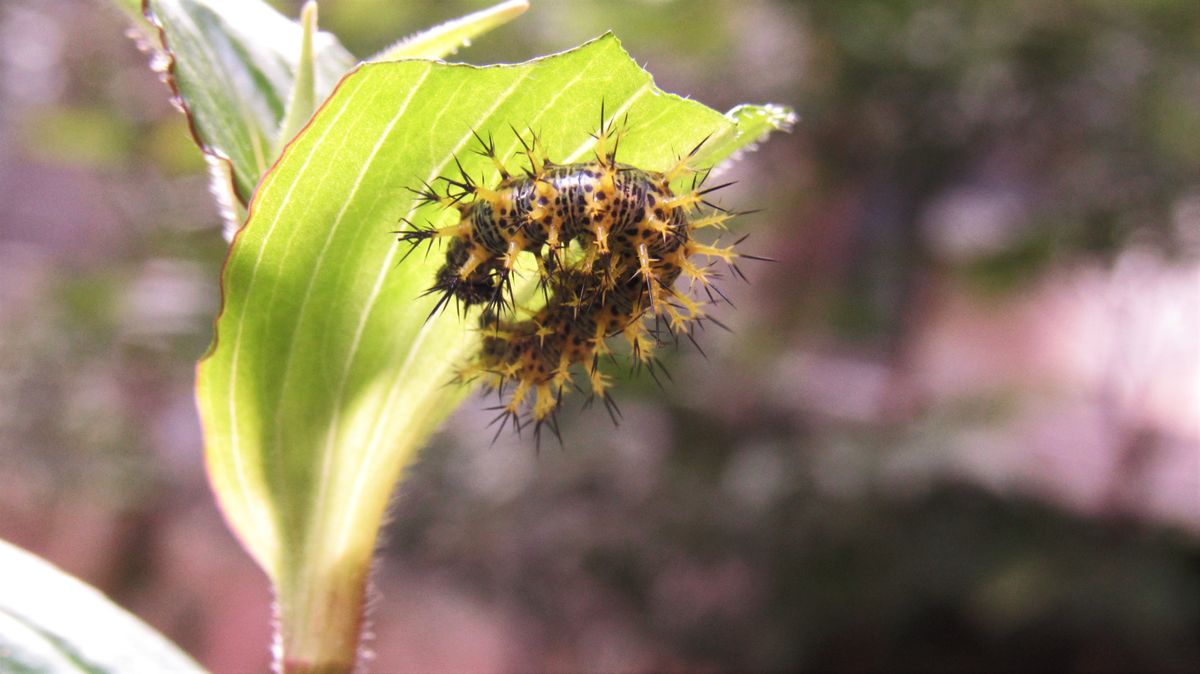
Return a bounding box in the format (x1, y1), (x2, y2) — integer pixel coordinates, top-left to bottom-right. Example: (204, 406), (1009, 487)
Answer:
(277, 562), (368, 674)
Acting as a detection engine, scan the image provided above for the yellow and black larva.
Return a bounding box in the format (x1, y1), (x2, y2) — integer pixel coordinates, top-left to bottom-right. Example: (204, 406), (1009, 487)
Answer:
(397, 110), (759, 440)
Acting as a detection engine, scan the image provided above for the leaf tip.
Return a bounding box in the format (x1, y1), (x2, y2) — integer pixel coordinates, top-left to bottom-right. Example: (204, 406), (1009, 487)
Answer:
(739, 102), (798, 133)
(300, 0), (318, 25)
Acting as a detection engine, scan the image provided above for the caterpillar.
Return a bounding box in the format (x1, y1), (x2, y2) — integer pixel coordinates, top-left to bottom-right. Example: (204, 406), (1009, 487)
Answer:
(397, 110), (757, 441)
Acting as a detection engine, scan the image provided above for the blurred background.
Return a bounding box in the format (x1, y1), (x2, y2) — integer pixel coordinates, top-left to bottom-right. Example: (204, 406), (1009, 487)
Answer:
(1, 0), (1197, 671)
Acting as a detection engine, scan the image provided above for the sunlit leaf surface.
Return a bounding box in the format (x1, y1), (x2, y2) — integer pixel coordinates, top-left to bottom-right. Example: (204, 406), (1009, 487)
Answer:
(194, 33), (792, 665)
(0, 539), (205, 674)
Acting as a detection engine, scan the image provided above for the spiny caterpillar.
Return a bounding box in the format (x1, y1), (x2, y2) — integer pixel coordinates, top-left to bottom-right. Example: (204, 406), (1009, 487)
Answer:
(396, 109), (760, 441)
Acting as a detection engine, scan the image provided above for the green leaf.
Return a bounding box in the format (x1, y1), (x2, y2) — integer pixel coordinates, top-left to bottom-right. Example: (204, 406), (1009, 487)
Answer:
(275, 1), (319, 154)
(369, 0), (529, 61)
(0, 538), (206, 674)
(195, 33), (792, 670)
(133, 0), (534, 240)
(144, 0), (356, 205)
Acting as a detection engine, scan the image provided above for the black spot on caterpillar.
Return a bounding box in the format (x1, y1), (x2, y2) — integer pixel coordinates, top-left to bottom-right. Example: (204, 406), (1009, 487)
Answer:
(396, 108), (760, 443)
